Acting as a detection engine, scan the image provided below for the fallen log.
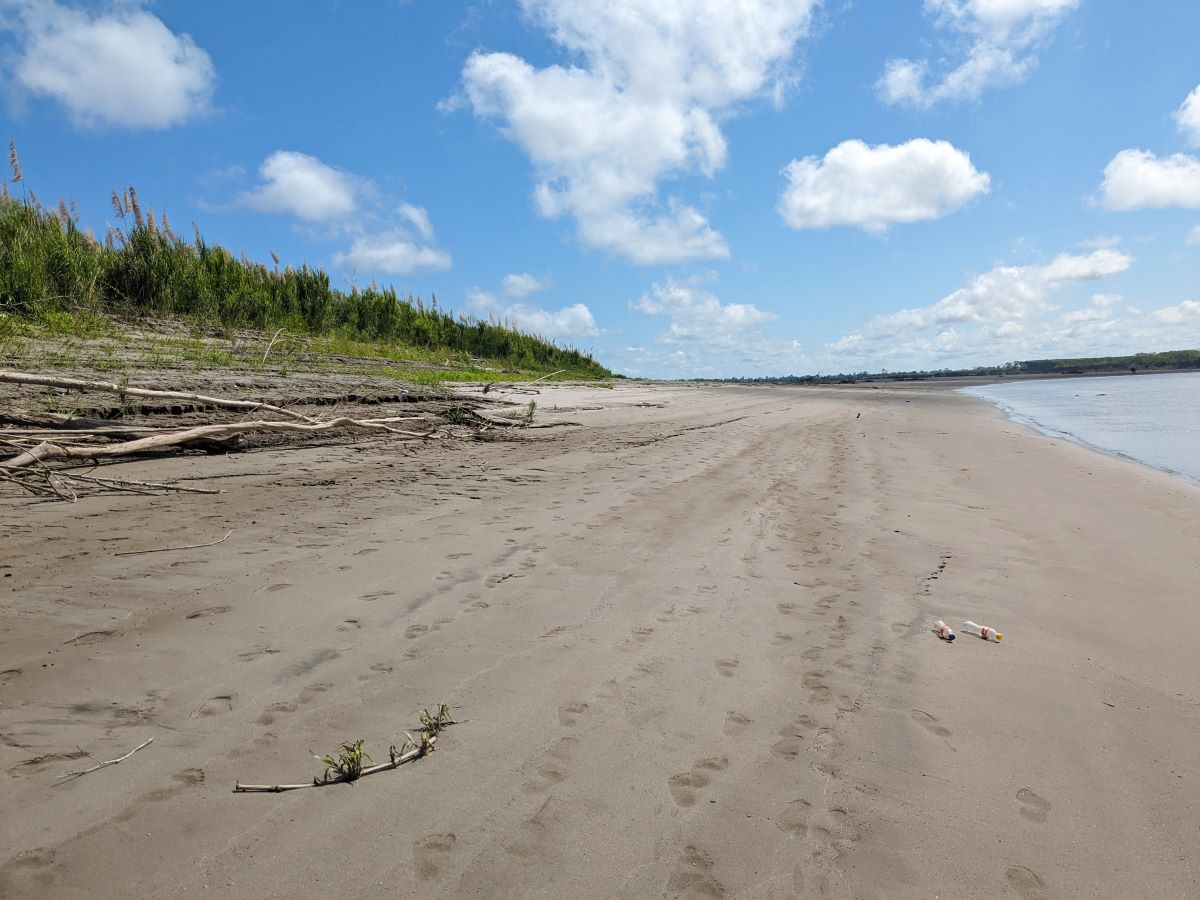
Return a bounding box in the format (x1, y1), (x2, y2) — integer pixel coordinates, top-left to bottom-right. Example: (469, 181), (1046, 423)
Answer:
(0, 417), (437, 469)
(0, 372), (316, 423)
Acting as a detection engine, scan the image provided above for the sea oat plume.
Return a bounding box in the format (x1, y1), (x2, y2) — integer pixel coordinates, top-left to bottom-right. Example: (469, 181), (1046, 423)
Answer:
(9, 141), (23, 183)
(128, 186), (144, 228)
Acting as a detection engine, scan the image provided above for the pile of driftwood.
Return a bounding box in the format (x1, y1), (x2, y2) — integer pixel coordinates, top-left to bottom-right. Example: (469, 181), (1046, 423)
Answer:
(0, 370), (439, 501)
(0, 370), (582, 501)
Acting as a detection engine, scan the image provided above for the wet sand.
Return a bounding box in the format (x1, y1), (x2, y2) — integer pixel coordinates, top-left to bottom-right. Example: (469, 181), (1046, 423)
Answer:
(1, 382), (1196, 898)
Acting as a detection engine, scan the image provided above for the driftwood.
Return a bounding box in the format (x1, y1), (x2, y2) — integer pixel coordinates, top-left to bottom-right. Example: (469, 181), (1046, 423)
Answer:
(0, 417), (436, 469)
(236, 706), (454, 793)
(234, 740), (430, 793)
(114, 530), (232, 557)
(56, 736), (154, 784)
(0, 467), (223, 500)
(0, 371), (316, 423)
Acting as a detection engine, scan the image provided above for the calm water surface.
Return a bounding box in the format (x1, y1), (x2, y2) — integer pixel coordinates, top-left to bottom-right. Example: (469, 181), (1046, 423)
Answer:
(962, 372), (1200, 485)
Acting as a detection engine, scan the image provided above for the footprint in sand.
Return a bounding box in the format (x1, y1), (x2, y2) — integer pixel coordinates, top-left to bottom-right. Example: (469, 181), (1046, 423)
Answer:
(299, 683), (332, 704)
(404, 624), (429, 639)
(257, 701), (296, 725)
(558, 702), (589, 727)
(774, 798), (813, 834)
(185, 606), (230, 620)
(192, 695), (233, 718)
(504, 798), (557, 865)
(911, 709), (952, 737)
(722, 711), (753, 736)
(0, 668), (21, 685)
(667, 757), (728, 807)
(144, 768), (206, 802)
(715, 659), (739, 678)
(770, 737), (803, 760)
(337, 619), (361, 632)
(776, 602), (797, 615)
(1016, 788), (1052, 824)
(466, 600), (489, 611)
(413, 833), (456, 881)
(1005, 866), (1048, 899)
(666, 845), (726, 898)
(266, 583), (292, 593)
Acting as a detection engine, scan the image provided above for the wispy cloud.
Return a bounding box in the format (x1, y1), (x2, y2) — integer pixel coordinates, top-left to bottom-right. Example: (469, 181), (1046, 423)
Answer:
(877, 0), (1077, 108)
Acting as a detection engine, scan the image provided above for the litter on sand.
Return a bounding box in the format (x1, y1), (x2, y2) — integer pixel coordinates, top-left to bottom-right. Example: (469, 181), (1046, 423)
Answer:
(963, 620), (1003, 642)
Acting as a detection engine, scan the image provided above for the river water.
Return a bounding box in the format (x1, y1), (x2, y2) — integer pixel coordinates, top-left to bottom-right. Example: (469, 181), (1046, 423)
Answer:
(962, 372), (1200, 485)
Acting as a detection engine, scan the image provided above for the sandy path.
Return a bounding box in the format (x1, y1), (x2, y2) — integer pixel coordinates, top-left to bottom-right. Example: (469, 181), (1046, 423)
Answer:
(1, 383), (1196, 898)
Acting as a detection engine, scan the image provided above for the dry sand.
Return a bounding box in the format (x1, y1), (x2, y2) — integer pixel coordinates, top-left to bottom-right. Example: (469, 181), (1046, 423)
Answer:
(1, 382), (1197, 899)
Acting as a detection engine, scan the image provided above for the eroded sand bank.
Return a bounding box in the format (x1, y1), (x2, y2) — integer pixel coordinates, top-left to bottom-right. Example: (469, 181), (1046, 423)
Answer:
(2, 382), (1196, 898)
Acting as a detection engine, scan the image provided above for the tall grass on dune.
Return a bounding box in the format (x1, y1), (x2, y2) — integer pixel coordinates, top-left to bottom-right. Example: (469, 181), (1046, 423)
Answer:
(0, 143), (609, 377)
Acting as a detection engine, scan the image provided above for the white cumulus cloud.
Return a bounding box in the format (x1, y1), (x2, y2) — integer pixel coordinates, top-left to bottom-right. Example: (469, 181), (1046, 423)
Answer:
(634, 277), (776, 343)
(862, 249), (1131, 334)
(778, 138), (990, 233)
(1186, 225), (1200, 246)
(1175, 84), (1200, 147)
(1099, 149), (1200, 211)
(240, 151), (360, 222)
(333, 234), (451, 276)
(877, 0), (1077, 108)
(823, 248), (1140, 370)
(466, 288), (599, 339)
(502, 273), (547, 298)
(5, 0), (214, 129)
(457, 0), (820, 264)
(237, 151), (452, 276)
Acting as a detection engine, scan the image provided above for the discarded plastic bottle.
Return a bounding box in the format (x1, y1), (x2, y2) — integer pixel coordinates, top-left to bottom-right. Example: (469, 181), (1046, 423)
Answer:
(963, 620), (1003, 642)
(932, 620), (956, 641)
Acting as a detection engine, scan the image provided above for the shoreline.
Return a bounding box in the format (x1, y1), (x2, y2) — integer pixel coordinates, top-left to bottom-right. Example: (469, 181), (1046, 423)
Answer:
(959, 372), (1200, 488)
(2, 381), (1197, 897)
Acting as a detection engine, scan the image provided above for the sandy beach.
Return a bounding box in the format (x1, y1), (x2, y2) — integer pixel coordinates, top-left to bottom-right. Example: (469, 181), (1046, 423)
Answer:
(1, 381), (1197, 899)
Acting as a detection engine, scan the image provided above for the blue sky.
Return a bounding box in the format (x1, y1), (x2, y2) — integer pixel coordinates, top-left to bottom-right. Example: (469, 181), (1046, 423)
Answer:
(3, 0), (1199, 377)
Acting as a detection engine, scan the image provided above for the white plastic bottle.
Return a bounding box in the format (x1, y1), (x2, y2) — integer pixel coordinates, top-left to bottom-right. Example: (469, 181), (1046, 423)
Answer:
(963, 620), (1003, 641)
(932, 620), (956, 641)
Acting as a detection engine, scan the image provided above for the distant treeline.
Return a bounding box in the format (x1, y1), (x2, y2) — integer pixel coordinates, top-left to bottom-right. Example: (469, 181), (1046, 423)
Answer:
(712, 349), (1200, 385)
(0, 151), (609, 377)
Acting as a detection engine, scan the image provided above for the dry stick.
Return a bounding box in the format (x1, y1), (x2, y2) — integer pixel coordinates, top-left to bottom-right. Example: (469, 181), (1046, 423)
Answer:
(235, 741), (430, 793)
(0, 440), (79, 502)
(56, 736), (154, 784)
(114, 530), (232, 557)
(0, 371), (317, 423)
(529, 368), (566, 385)
(62, 473), (223, 495)
(0, 417), (438, 469)
(261, 328), (285, 364)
